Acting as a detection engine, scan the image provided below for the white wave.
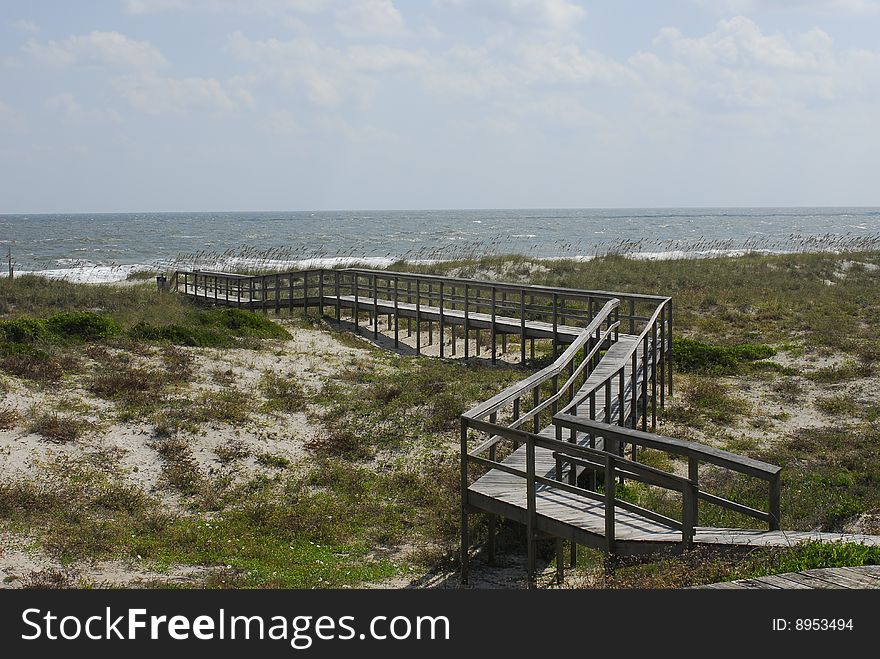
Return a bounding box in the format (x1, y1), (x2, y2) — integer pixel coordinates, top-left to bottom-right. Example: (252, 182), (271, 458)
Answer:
(2, 264), (148, 283)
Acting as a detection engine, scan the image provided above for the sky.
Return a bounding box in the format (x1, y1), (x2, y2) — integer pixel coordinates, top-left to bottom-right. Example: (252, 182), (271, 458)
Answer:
(1, 0), (880, 213)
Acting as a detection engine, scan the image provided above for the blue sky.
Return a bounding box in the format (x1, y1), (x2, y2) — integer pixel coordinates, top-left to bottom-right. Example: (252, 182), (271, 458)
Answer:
(2, 0), (880, 212)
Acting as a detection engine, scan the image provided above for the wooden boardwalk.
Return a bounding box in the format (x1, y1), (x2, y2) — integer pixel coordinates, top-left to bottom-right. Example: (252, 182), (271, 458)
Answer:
(172, 267), (880, 587)
(698, 565), (880, 589)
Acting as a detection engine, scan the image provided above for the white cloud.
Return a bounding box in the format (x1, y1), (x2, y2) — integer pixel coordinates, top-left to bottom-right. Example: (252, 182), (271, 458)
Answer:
(516, 42), (631, 84)
(226, 32), (424, 107)
(435, 0), (585, 32)
(335, 0), (407, 37)
(112, 74), (253, 116)
(44, 92), (123, 124)
(0, 99), (27, 132)
(10, 19), (39, 34)
(125, 0), (325, 14)
(24, 31), (169, 72)
(692, 0), (880, 15)
(633, 16), (880, 122)
(260, 109), (302, 136)
(44, 92), (81, 115)
(346, 44), (427, 71)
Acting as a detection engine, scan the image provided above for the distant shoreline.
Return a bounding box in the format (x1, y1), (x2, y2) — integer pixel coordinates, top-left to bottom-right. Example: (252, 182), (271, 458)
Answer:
(3, 245), (880, 284)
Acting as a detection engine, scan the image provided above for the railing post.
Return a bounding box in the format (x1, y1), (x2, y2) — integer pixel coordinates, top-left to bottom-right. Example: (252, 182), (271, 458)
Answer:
(372, 274), (379, 338)
(287, 272), (293, 316)
(613, 303), (619, 341)
(552, 292), (558, 358)
(428, 283), (433, 347)
(605, 454), (616, 557)
(688, 456), (699, 529)
(604, 380), (612, 426)
(512, 397), (520, 449)
(464, 284), (470, 361)
(353, 273), (359, 330)
(651, 319), (658, 431)
(491, 287), (497, 365)
(407, 280), (412, 337)
(526, 434), (537, 588)
(274, 273), (280, 314)
(769, 472), (781, 531)
(393, 276), (399, 348)
(520, 291), (526, 366)
(439, 281), (445, 358)
(533, 386), (540, 433)
(460, 418), (470, 585)
(631, 348), (638, 428)
(334, 271), (341, 322)
(667, 300), (674, 397)
(641, 334), (649, 431)
(416, 281), (422, 354)
(629, 299), (635, 335)
(659, 309), (666, 408)
(683, 480), (697, 548)
(318, 270), (324, 318)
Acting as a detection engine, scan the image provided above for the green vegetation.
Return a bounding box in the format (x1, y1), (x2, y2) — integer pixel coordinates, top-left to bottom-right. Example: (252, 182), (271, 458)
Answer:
(403, 250), (880, 356)
(3, 252), (880, 588)
(589, 541), (880, 589)
(259, 371), (307, 414)
(672, 338), (776, 373)
(662, 376), (749, 428)
(27, 412), (93, 443)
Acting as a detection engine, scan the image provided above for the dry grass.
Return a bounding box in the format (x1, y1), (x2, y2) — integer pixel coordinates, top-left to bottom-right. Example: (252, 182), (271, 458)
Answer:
(0, 405), (20, 430)
(28, 412), (92, 443)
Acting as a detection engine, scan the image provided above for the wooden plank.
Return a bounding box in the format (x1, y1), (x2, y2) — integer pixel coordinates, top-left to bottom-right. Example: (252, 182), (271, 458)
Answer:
(799, 568), (878, 589)
(770, 572), (844, 589)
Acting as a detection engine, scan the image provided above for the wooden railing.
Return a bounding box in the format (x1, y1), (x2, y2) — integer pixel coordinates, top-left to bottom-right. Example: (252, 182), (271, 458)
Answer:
(557, 296), (672, 436)
(553, 417), (782, 532)
(172, 267), (673, 373)
(466, 418), (699, 550)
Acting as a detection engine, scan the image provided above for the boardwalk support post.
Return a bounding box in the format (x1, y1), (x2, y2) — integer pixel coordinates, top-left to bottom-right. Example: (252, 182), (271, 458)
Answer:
(460, 420), (470, 585)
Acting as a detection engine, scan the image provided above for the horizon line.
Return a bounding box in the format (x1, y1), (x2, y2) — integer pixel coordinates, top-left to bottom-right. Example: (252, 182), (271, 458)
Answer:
(3, 204), (880, 216)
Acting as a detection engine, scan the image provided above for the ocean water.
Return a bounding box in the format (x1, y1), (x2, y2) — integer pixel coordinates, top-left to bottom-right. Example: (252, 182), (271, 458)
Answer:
(1, 207), (879, 283)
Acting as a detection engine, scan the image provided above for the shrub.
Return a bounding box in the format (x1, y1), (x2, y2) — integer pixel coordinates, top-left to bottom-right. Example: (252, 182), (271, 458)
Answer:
(202, 308), (291, 340)
(45, 312), (120, 341)
(28, 413), (88, 443)
(88, 363), (168, 404)
(0, 318), (50, 343)
(305, 427), (373, 460)
(0, 312), (120, 344)
(0, 345), (74, 382)
(128, 322), (229, 348)
(672, 338), (776, 373)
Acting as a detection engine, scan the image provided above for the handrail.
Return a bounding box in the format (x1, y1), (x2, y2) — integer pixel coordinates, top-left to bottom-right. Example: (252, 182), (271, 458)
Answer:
(507, 322), (619, 430)
(552, 416), (781, 479)
(558, 296), (670, 416)
(551, 415), (782, 530)
(467, 422), (699, 546)
(463, 298), (620, 421)
(341, 267), (670, 303)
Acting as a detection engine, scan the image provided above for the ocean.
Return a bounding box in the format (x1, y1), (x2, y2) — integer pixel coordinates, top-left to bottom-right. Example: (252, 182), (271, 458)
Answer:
(1, 207), (879, 283)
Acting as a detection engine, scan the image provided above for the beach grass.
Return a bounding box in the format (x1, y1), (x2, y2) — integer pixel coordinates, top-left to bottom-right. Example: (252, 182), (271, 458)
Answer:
(2, 250), (880, 587)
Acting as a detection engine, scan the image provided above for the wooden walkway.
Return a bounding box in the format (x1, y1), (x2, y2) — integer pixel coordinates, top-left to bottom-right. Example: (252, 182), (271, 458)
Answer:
(698, 565), (880, 589)
(172, 267), (880, 587)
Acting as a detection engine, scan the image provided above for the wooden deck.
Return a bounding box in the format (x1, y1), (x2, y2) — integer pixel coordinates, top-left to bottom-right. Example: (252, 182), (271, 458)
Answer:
(173, 267), (880, 588)
(698, 565), (880, 589)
